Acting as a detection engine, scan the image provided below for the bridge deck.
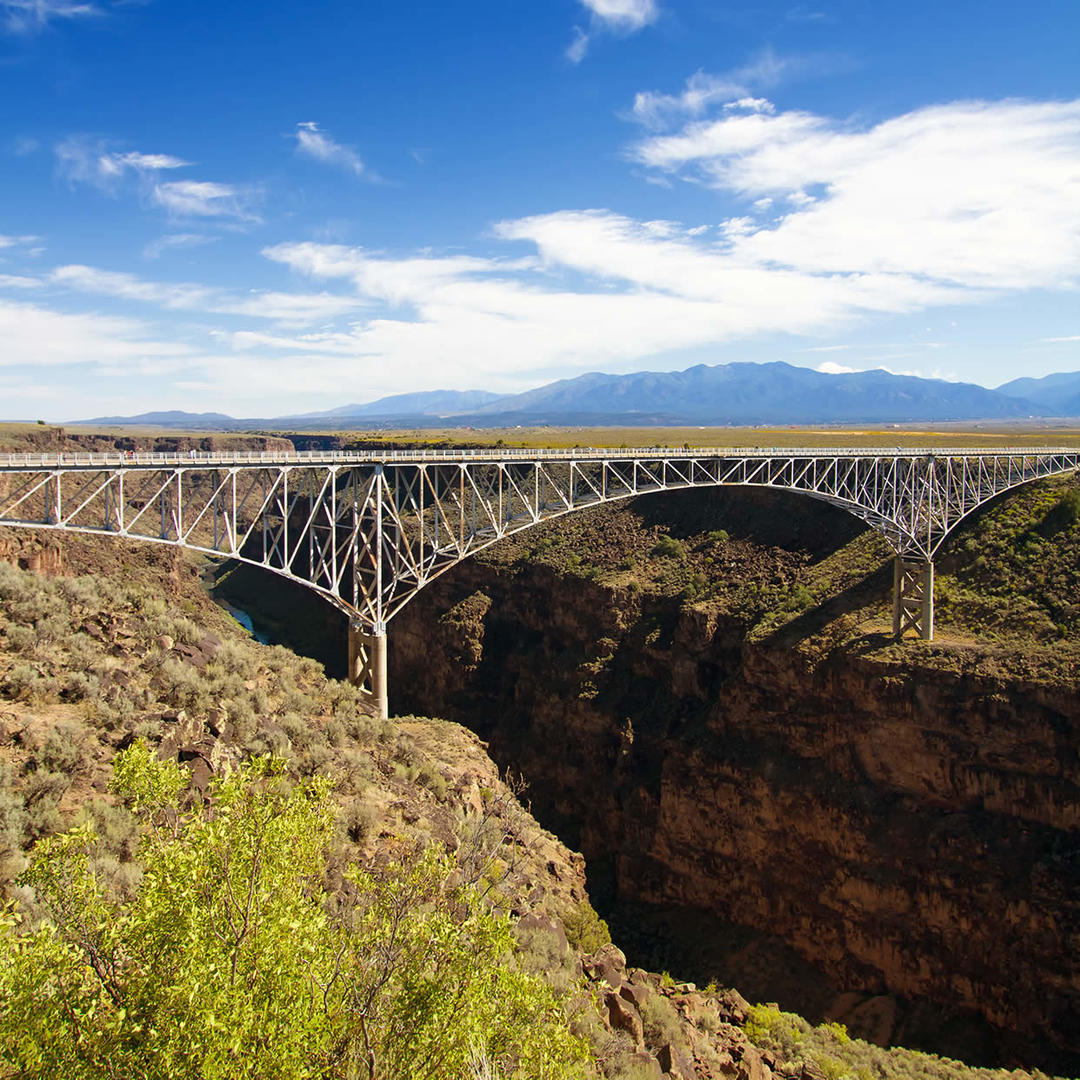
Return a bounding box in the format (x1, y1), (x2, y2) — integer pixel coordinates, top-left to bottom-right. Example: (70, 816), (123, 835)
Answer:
(2, 445), (1074, 470)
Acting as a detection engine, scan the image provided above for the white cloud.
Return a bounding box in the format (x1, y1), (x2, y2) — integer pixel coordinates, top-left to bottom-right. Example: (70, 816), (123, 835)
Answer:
(55, 136), (189, 191)
(52, 263), (362, 325)
(294, 121), (368, 179)
(115, 151), (188, 171)
(152, 180), (260, 222)
(565, 26), (589, 64)
(143, 233), (217, 259)
(816, 359), (960, 380)
(55, 138), (256, 225)
(262, 242), (519, 306)
(3, 0), (98, 32)
(0, 298), (195, 368)
(252, 212), (962, 395)
(567, 0), (656, 61)
(631, 98), (1080, 292)
(579, 0), (657, 31)
(1041, 335), (1080, 343)
(0, 274), (43, 288)
(632, 52), (787, 127)
(0, 234), (39, 249)
(51, 265), (213, 309)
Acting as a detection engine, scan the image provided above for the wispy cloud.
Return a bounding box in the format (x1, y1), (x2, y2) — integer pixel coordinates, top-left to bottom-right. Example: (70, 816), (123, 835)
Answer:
(631, 50), (793, 127)
(805, 342), (943, 353)
(52, 263), (360, 325)
(0, 297), (195, 368)
(293, 121), (369, 179)
(142, 233), (217, 259)
(55, 136), (189, 192)
(0, 273), (42, 289)
(55, 136), (257, 224)
(13, 91), (1080, 416)
(1041, 335), (1080, 343)
(151, 180), (260, 222)
(2, 0), (99, 33)
(11, 135), (40, 156)
(0, 234), (39, 249)
(566, 0), (657, 64)
(565, 26), (589, 64)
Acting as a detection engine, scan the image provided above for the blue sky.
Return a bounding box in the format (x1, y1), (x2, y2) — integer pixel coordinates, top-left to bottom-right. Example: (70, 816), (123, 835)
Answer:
(1, 0), (1079, 420)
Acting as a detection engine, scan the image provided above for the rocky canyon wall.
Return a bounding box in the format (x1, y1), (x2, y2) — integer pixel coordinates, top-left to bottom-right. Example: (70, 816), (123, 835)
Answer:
(389, 540), (1080, 1072)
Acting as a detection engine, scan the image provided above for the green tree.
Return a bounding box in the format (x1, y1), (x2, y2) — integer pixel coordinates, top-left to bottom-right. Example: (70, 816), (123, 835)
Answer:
(0, 744), (593, 1080)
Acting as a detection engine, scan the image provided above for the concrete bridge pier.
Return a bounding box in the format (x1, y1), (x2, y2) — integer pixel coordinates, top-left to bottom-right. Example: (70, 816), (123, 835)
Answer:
(348, 621), (389, 719)
(893, 556), (934, 641)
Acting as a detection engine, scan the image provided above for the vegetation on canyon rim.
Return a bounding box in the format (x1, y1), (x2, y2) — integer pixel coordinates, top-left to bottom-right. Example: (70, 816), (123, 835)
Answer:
(4, 462), (1080, 1076)
(2, 745), (590, 1079)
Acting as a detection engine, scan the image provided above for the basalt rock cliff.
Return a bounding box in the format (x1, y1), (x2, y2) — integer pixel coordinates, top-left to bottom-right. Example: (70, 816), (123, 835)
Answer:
(387, 487), (1080, 1074)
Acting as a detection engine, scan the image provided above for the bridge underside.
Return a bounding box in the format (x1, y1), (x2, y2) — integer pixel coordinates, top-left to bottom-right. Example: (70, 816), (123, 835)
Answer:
(1, 448), (1077, 715)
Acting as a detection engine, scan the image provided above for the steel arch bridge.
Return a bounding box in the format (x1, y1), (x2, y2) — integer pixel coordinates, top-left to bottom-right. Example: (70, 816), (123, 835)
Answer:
(2, 445), (1078, 716)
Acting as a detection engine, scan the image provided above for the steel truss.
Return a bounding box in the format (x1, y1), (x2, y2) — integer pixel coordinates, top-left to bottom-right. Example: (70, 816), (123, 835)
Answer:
(2, 447), (1078, 711)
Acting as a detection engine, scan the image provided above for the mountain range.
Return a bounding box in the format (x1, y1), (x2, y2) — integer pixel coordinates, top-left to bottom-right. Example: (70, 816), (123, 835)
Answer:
(78, 360), (1078, 430)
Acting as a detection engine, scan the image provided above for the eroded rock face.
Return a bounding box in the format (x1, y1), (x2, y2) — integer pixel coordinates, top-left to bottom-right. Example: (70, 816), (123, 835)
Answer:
(391, 557), (1080, 1070)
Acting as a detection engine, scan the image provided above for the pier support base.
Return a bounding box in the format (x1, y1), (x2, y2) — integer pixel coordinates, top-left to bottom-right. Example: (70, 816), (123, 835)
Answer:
(348, 621), (389, 719)
(893, 557), (934, 641)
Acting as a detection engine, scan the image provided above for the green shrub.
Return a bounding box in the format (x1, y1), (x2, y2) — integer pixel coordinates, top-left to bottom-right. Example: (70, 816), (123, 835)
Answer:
(640, 994), (683, 1052)
(780, 584), (815, 613)
(2, 747), (594, 1080)
(651, 535), (685, 559)
(563, 901), (611, 953)
(37, 721), (86, 774)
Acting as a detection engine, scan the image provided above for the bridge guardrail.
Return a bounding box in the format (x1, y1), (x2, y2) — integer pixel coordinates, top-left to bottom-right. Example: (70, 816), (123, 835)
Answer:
(2, 446), (1077, 468)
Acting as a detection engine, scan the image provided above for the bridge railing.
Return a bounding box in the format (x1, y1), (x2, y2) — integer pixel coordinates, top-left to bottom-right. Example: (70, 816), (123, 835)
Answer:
(2, 446), (1075, 468)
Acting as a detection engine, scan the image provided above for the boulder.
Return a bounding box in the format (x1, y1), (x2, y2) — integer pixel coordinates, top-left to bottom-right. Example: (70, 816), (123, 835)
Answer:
(619, 981), (651, 1012)
(206, 706), (228, 737)
(655, 1042), (694, 1079)
(583, 942), (627, 987)
(605, 989), (645, 1052)
(717, 988), (752, 1025)
(516, 913), (569, 953)
(737, 1044), (773, 1080)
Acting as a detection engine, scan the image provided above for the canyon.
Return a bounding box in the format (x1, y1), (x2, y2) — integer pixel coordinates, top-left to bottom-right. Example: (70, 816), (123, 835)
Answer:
(377, 486), (1080, 1074)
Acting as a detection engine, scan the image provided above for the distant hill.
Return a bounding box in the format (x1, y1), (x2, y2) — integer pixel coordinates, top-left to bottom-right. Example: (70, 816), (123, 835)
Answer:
(74, 361), (1046, 429)
(997, 371), (1080, 415)
(81, 410), (242, 429)
(293, 389), (503, 420)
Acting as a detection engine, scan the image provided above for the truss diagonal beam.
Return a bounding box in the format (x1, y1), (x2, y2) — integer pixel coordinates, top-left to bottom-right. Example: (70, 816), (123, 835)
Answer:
(2, 447), (1077, 636)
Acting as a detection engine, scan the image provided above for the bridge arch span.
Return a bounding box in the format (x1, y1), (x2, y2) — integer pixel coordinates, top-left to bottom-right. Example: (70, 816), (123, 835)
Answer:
(2, 446), (1077, 715)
